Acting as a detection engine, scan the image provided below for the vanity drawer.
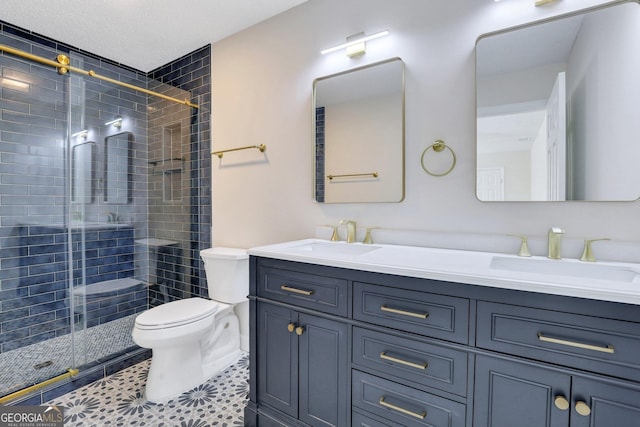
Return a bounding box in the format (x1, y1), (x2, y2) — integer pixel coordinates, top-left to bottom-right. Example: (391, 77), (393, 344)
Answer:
(477, 301), (640, 381)
(258, 266), (348, 316)
(352, 370), (466, 427)
(353, 327), (468, 396)
(353, 282), (469, 344)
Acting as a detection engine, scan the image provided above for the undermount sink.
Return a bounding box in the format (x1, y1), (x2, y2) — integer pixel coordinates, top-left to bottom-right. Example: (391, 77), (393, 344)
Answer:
(289, 241), (381, 256)
(490, 256), (640, 283)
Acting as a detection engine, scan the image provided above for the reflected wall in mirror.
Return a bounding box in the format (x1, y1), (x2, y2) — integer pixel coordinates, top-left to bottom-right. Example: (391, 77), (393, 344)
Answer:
(313, 57), (404, 203)
(476, 1), (640, 201)
(71, 141), (95, 204)
(104, 131), (132, 204)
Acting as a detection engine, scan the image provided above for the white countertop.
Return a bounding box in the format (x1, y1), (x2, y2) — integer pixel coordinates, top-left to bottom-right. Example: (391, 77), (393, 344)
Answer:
(249, 239), (640, 305)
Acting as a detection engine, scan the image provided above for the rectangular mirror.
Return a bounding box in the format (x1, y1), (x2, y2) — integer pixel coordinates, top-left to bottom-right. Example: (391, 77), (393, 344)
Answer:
(104, 131), (132, 204)
(71, 141), (95, 204)
(476, 0), (640, 201)
(313, 57), (405, 203)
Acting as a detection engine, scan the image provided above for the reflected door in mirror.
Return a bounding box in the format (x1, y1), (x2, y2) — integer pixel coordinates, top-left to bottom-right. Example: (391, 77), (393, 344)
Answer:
(476, 1), (640, 201)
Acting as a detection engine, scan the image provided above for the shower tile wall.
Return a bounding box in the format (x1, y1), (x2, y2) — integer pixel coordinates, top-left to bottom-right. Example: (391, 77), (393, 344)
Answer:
(0, 21), (149, 354)
(147, 47), (211, 305)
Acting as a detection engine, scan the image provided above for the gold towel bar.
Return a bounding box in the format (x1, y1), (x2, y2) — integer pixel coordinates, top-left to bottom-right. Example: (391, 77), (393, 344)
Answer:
(212, 144), (267, 158)
(0, 45), (199, 109)
(327, 172), (378, 180)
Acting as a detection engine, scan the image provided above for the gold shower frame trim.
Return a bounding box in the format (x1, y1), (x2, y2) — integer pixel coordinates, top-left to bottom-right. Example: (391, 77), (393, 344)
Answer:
(212, 144), (267, 158)
(0, 45), (199, 109)
(0, 368), (79, 404)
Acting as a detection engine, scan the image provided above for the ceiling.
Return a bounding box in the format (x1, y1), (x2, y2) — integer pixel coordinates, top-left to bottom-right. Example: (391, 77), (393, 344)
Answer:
(0, 0), (308, 72)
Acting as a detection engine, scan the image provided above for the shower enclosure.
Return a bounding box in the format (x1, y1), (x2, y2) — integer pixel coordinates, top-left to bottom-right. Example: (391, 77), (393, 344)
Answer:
(0, 32), (209, 400)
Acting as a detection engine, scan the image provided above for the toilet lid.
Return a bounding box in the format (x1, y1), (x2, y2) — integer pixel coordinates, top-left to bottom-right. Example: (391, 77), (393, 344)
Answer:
(135, 297), (219, 329)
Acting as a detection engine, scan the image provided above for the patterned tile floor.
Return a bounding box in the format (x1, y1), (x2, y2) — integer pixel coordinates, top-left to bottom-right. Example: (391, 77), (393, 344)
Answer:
(46, 353), (249, 427)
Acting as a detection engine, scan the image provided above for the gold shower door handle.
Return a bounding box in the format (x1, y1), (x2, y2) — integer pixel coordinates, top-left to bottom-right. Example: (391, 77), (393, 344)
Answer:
(537, 333), (614, 354)
(280, 285), (314, 296)
(378, 397), (426, 420)
(380, 305), (429, 319)
(380, 352), (428, 370)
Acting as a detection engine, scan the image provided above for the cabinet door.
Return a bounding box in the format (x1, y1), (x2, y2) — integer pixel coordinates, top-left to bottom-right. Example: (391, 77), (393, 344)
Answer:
(474, 355), (571, 427)
(571, 377), (640, 427)
(257, 303), (298, 418)
(298, 313), (349, 427)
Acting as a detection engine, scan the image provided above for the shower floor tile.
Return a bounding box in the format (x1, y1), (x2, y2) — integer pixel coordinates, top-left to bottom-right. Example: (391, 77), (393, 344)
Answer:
(0, 314), (138, 397)
(46, 352), (249, 426)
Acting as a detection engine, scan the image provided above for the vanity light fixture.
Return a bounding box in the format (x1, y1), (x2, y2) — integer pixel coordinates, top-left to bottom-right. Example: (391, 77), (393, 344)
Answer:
(535, 0), (557, 6)
(321, 30), (389, 57)
(72, 129), (88, 139)
(105, 116), (123, 129)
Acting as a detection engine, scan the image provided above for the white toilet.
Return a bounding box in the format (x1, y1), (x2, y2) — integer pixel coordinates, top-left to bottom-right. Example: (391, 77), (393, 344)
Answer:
(132, 247), (248, 402)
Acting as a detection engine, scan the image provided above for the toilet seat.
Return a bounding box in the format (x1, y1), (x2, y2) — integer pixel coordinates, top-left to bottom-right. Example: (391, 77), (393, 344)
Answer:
(135, 297), (219, 330)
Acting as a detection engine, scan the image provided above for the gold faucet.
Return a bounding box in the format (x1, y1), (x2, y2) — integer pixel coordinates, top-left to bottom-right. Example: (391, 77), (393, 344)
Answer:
(547, 227), (565, 259)
(580, 238), (610, 262)
(340, 219), (357, 243)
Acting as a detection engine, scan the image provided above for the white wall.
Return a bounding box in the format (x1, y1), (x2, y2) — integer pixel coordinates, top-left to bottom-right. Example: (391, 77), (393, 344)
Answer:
(211, 0), (640, 250)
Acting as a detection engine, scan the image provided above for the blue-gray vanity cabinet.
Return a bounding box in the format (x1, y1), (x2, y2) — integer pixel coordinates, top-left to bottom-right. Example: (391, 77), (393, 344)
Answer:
(352, 370), (466, 427)
(353, 282), (469, 344)
(256, 302), (349, 427)
(473, 354), (640, 427)
(352, 327), (468, 397)
(246, 256), (640, 427)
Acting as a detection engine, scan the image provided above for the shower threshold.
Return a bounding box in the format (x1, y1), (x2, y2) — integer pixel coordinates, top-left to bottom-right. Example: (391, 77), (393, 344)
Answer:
(0, 314), (138, 398)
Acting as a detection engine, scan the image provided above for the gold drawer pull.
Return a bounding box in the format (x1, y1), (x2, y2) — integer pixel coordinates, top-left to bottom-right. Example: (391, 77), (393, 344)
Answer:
(280, 285), (314, 296)
(379, 397), (426, 420)
(537, 333), (614, 354)
(380, 352), (428, 370)
(380, 305), (429, 319)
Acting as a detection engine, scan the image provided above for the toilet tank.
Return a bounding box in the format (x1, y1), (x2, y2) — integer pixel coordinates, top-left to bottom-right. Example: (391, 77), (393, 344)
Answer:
(200, 247), (249, 304)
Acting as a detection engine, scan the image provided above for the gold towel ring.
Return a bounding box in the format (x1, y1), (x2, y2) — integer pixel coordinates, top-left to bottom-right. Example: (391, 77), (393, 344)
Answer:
(421, 140), (456, 177)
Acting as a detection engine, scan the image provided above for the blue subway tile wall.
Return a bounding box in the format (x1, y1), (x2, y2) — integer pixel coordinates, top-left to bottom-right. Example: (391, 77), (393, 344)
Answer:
(1, 19), (150, 355)
(1, 16), (211, 398)
(148, 46), (212, 304)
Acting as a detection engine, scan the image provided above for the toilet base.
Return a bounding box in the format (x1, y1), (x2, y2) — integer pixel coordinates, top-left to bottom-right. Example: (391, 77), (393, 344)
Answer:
(144, 339), (205, 402)
(142, 310), (242, 403)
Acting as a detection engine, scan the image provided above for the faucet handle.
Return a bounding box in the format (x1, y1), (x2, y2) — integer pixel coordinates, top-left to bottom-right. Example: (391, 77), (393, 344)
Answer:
(363, 227), (380, 244)
(580, 238), (610, 262)
(325, 225), (339, 241)
(509, 234), (531, 257)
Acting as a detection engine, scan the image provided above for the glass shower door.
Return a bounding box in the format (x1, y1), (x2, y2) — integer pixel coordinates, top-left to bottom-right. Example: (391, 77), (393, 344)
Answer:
(0, 46), (87, 397)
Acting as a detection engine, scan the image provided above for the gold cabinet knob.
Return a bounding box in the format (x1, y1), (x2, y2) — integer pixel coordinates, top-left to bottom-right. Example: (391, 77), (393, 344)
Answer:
(575, 401), (591, 416)
(287, 323), (295, 333)
(554, 396), (570, 411)
(295, 326), (305, 336)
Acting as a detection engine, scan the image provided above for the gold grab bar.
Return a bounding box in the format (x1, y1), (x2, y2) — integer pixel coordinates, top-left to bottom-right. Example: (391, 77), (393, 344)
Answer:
(280, 285), (314, 296)
(380, 352), (428, 370)
(537, 333), (615, 354)
(0, 45), (199, 109)
(380, 305), (429, 319)
(0, 368), (79, 404)
(379, 397), (426, 420)
(327, 172), (378, 180)
(212, 144), (267, 158)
